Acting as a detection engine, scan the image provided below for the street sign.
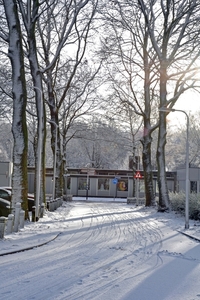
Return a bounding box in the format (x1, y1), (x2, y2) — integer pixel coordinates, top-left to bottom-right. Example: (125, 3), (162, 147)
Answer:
(134, 171), (143, 179)
(112, 178), (118, 184)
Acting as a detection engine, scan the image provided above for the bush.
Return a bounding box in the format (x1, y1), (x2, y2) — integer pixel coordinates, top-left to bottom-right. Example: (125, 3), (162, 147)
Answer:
(169, 192), (200, 220)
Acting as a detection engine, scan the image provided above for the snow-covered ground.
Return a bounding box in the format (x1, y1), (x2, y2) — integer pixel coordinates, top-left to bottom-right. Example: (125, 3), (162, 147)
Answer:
(1, 197), (200, 300)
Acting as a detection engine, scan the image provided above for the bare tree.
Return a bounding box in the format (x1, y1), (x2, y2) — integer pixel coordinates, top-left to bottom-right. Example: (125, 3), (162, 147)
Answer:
(165, 111), (200, 170)
(100, 1), (159, 206)
(101, 95), (144, 196)
(101, 0), (200, 210)
(0, 64), (13, 121)
(36, 0), (101, 197)
(138, 0), (200, 210)
(2, 0), (28, 217)
(16, 1), (47, 219)
(66, 116), (129, 169)
(1, 0), (101, 210)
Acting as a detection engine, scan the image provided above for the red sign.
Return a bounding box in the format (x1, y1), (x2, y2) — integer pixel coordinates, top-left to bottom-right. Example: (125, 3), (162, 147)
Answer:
(134, 171), (143, 179)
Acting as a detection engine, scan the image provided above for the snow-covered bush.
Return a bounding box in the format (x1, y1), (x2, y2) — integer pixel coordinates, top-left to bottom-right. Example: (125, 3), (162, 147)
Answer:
(169, 192), (200, 220)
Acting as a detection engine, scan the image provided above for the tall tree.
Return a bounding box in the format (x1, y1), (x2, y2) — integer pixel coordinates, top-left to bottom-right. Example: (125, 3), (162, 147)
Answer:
(100, 1), (159, 206)
(2, 0), (28, 217)
(17, 0), (47, 219)
(101, 95), (144, 196)
(138, 0), (200, 210)
(101, 0), (200, 210)
(37, 0), (100, 198)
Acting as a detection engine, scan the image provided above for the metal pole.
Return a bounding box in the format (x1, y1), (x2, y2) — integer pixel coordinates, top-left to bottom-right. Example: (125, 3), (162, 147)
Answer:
(169, 109), (189, 229)
(159, 107), (189, 229)
(136, 149), (140, 206)
(184, 111), (189, 229)
(9, 141), (13, 187)
(86, 172), (89, 200)
(136, 178), (139, 206)
(34, 86), (43, 221)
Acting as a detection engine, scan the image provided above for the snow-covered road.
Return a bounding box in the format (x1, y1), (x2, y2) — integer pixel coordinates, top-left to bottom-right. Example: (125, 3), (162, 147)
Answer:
(1, 201), (200, 300)
(60, 202), (163, 299)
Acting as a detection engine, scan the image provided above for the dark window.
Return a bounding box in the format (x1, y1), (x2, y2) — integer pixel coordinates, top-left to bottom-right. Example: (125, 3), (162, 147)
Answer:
(190, 181), (197, 193)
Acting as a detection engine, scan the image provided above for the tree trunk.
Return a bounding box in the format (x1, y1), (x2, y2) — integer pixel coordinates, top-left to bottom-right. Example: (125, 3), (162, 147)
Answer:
(55, 144), (64, 198)
(142, 29), (156, 207)
(49, 111), (63, 199)
(132, 146), (137, 197)
(3, 0), (28, 218)
(46, 76), (64, 199)
(157, 61), (170, 210)
(142, 128), (155, 206)
(26, 2), (46, 209)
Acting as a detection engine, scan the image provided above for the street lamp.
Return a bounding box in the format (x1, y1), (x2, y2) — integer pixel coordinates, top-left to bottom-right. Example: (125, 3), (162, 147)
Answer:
(34, 86), (43, 221)
(48, 120), (58, 200)
(159, 107), (189, 229)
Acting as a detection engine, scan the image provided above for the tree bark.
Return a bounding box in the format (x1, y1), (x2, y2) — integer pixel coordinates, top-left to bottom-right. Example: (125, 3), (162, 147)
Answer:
(157, 61), (170, 210)
(3, 0), (28, 218)
(142, 131), (155, 206)
(25, 1), (46, 208)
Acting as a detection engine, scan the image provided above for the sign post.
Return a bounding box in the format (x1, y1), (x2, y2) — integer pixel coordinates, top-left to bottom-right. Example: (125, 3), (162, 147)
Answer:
(134, 171), (143, 206)
(112, 178), (118, 200)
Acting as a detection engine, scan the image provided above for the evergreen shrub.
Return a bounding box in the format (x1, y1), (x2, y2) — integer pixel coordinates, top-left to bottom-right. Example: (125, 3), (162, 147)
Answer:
(169, 192), (200, 220)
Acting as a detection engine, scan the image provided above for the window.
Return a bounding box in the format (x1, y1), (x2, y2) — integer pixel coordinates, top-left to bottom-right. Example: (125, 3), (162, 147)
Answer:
(117, 179), (128, 191)
(78, 177), (90, 190)
(190, 181), (197, 193)
(67, 177), (71, 189)
(98, 178), (109, 190)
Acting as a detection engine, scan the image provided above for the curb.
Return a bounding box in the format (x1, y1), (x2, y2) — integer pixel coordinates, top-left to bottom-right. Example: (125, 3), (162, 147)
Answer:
(178, 230), (200, 242)
(0, 232), (61, 257)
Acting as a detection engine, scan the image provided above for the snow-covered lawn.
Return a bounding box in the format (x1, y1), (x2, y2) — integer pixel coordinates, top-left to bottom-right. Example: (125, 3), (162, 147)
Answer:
(1, 198), (200, 300)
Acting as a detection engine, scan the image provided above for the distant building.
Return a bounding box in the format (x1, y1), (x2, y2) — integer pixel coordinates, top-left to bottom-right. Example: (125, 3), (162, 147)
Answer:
(177, 167), (200, 193)
(0, 162), (188, 198)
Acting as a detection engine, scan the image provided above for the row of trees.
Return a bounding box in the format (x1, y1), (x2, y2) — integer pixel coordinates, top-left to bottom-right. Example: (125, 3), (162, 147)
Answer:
(0, 0), (200, 217)
(100, 0), (200, 210)
(1, 113), (200, 171)
(0, 0), (102, 219)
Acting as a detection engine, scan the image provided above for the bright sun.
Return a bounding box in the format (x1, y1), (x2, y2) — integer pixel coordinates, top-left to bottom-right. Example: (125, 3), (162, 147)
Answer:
(167, 90), (200, 126)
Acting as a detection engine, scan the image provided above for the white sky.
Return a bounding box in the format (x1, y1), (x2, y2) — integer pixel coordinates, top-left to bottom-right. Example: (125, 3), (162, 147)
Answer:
(1, 198), (200, 300)
(167, 90), (200, 127)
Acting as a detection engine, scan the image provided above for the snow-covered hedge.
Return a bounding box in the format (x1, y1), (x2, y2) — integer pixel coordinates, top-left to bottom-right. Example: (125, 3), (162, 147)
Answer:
(169, 192), (200, 220)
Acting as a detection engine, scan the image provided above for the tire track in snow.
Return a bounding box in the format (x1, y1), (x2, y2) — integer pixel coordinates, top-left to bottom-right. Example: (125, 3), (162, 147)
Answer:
(64, 203), (164, 300)
(0, 202), (164, 300)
